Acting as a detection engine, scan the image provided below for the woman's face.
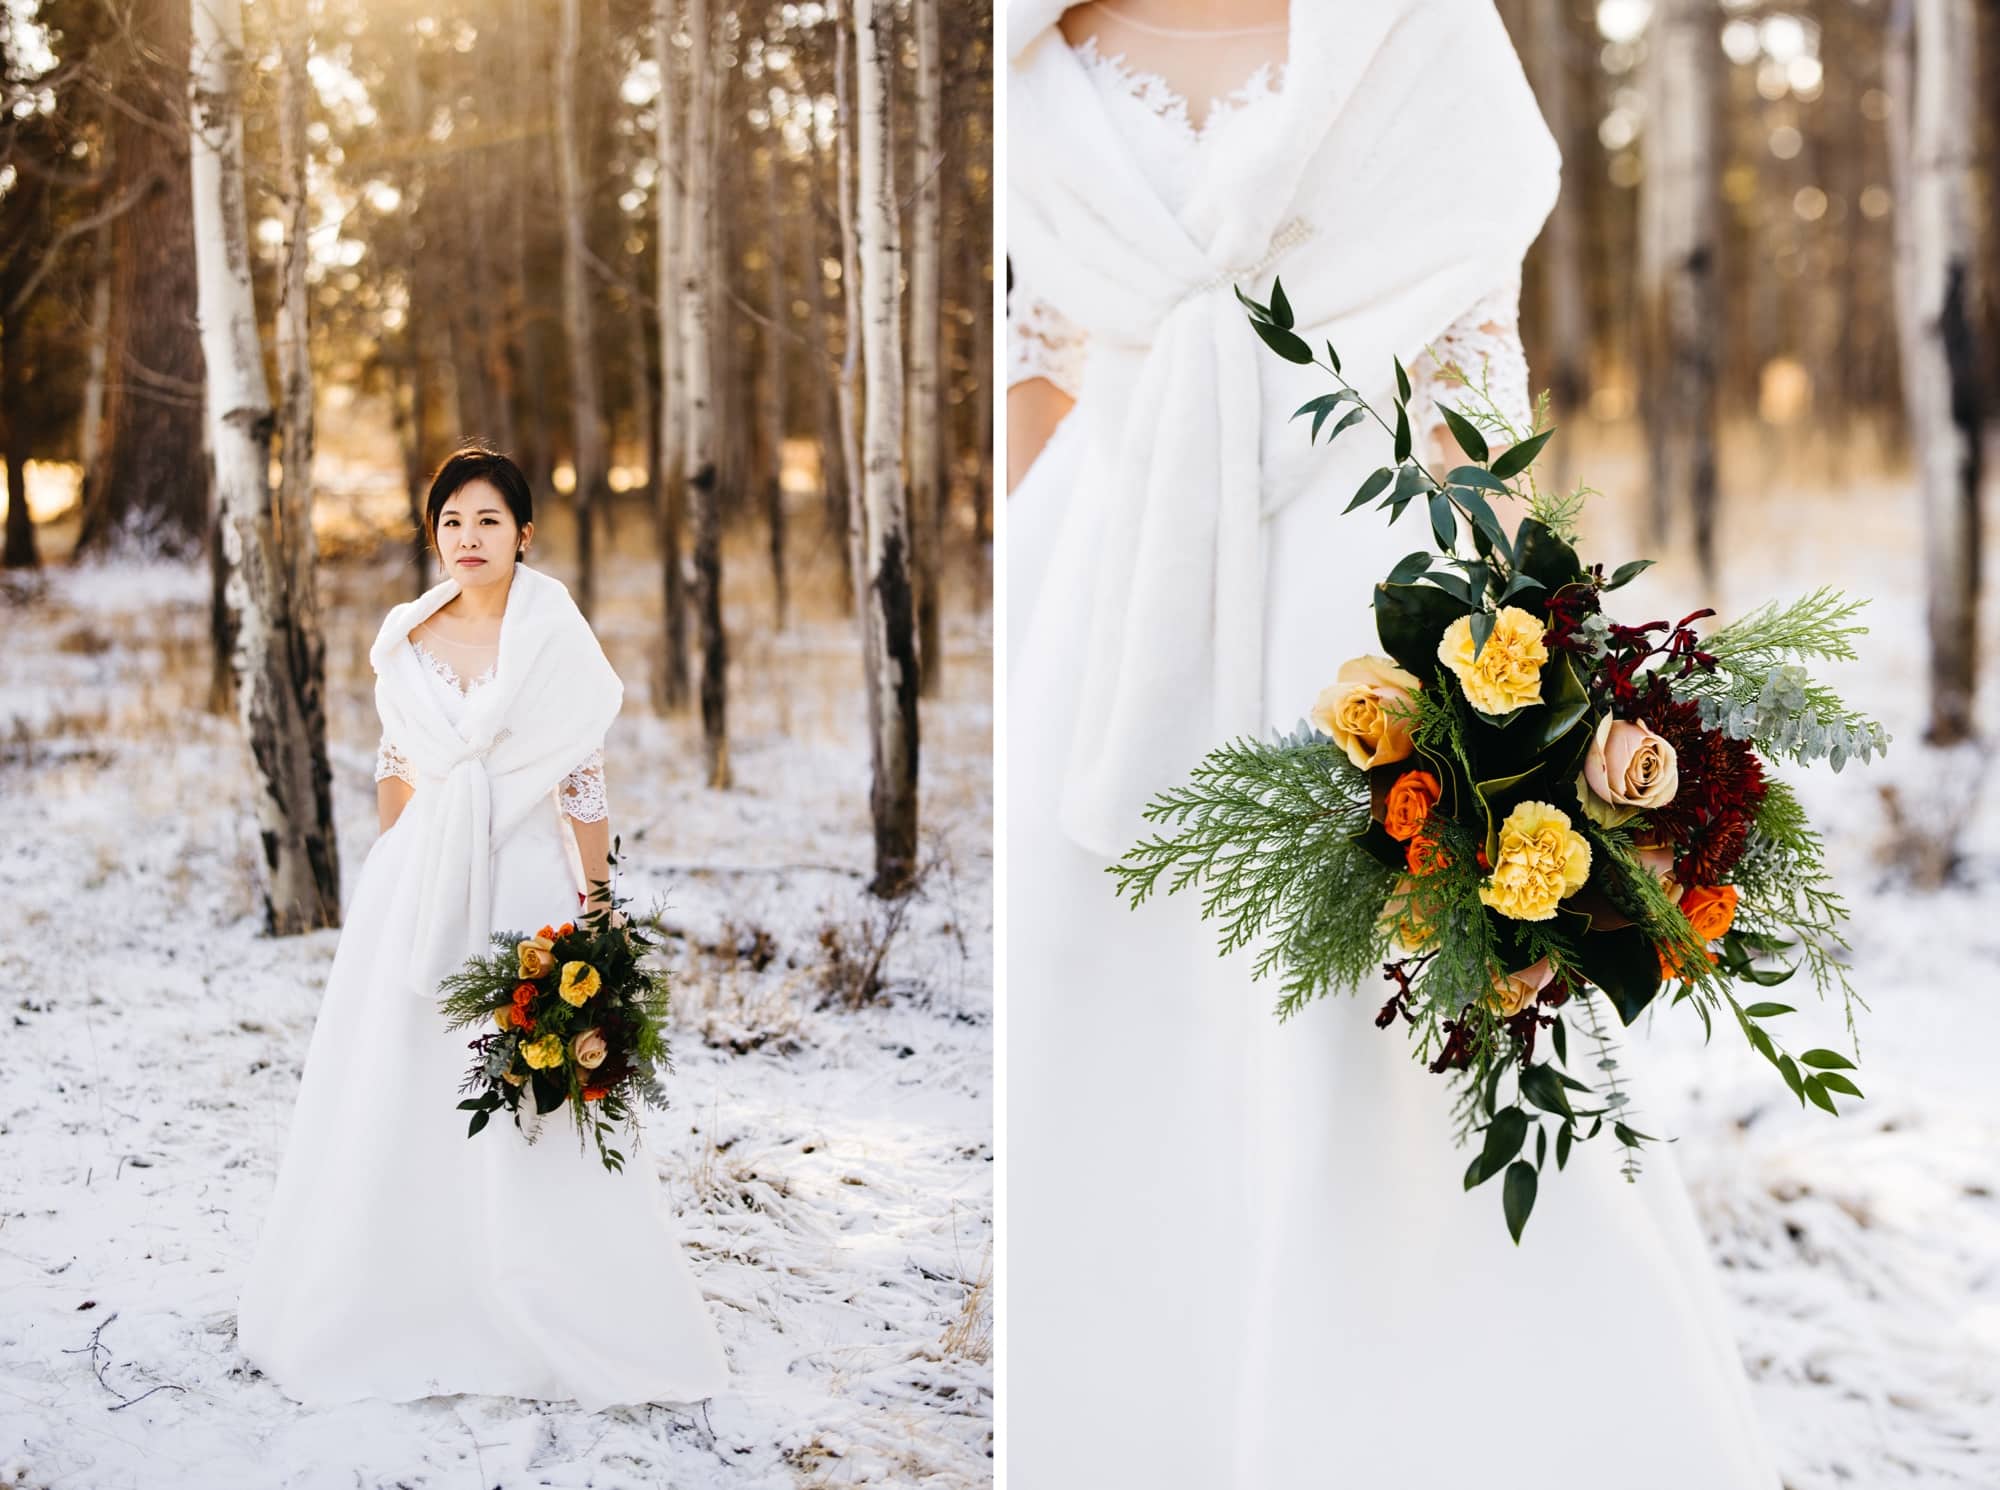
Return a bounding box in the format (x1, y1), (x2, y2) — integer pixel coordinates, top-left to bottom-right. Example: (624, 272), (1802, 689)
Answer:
(432, 479), (532, 591)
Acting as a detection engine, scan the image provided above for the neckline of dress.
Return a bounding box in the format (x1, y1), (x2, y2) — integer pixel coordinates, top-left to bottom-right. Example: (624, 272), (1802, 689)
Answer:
(1069, 33), (1285, 145)
(412, 637), (498, 697)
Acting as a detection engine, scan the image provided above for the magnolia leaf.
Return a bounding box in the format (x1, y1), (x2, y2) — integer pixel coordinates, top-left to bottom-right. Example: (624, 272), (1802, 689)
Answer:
(1490, 426), (1555, 480)
(1513, 518), (1586, 591)
(1573, 924), (1664, 1025)
(1374, 580), (1468, 680)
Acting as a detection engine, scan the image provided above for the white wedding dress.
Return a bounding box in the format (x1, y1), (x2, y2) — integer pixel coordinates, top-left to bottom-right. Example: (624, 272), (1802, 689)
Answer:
(235, 633), (729, 1409)
(1006, 18), (1782, 1490)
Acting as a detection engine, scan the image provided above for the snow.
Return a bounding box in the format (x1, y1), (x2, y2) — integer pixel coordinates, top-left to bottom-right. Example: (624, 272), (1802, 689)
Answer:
(1578, 468), (2000, 1487)
(0, 550), (992, 1488)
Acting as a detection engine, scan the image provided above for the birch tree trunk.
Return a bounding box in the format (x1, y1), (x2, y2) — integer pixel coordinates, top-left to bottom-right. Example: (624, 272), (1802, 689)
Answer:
(189, 0), (340, 934)
(652, 0), (691, 711)
(800, 156), (853, 613)
(1640, 0), (1721, 578)
(556, 0), (604, 617)
(854, 0), (920, 896)
(907, 0), (944, 696)
(681, 0), (730, 786)
(835, 4), (867, 623)
(760, 146), (790, 631)
(398, 22), (432, 596)
(1891, 0), (1985, 743)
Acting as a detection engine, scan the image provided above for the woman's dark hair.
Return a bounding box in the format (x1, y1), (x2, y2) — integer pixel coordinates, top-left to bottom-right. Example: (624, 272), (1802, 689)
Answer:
(423, 444), (534, 555)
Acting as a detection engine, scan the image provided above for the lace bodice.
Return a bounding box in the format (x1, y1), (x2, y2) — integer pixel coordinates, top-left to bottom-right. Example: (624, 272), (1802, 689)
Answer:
(1006, 37), (1537, 438)
(373, 639), (609, 823)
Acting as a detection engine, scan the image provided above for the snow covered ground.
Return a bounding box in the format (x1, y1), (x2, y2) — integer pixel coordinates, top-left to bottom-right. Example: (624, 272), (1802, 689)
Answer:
(1578, 465), (2000, 1487)
(0, 548), (993, 1488)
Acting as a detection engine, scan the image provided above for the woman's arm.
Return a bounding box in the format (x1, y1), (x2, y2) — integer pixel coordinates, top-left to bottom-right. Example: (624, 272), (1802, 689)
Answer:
(1411, 274), (1536, 536)
(1005, 287), (1087, 493)
(559, 749), (615, 917)
(1008, 378), (1077, 493)
(375, 737), (415, 833)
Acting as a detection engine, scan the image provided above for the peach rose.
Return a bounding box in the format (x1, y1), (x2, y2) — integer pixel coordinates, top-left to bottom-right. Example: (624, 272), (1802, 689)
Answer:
(570, 1028), (609, 1070)
(1311, 656), (1422, 771)
(1488, 956), (1556, 1017)
(1383, 770), (1442, 842)
(1633, 836), (1685, 907)
(1577, 715), (1679, 828)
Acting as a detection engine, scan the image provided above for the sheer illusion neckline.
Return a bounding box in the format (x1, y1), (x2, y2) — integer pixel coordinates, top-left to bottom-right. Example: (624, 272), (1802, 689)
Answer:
(411, 637), (498, 697)
(1069, 33), (1284, 144)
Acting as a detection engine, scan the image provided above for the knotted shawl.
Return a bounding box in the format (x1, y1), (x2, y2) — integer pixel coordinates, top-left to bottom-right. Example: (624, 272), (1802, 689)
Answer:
(370, 562), (623, 995)
(1008, 0), (1561, 855)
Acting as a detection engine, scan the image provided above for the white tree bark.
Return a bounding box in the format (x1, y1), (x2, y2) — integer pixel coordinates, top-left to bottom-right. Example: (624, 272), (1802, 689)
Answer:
(1527, 0), (1586, 489)
(907, 0), (943, 697)
(760, 144), (791, 630)
(653, 0), (690, 711)
(680, 0), (730, 786)
(1640, 0), (1721, 576)
(189, 0), (340, 934)
(556, 0), (604, 617)
(1891, 0), (1984, 742)
(854, 0), (920, 896)
(834, 1), (867, 624)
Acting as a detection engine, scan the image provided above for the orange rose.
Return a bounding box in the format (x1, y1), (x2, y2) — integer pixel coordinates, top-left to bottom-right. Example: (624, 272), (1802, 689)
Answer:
(558, 922), (575, 936)
(583, 1085), (608, 1102)
(537, 924), (558, 941)
(1680, 884), (1739, 941)
(1383, 770), (1442, 842)
(511, 982), (536, 1009)
(1659, 884), (1737, 976)
(1406, 830), (1450, 878)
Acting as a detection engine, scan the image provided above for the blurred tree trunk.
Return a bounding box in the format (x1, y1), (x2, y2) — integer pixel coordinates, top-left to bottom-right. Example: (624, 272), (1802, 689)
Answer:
(396, 24), (432, 597)
(72, 212), (115, 550)
(1526, 0), (1586, 487)
(510, 0), (553, 495)
(77, 0), (207, 559)
(1640, 0), (1721, 579)
(681, 0), (730, 786)
(854, 0), (919, 897)
(760, 145), (790, 630)
(835, 4), (867, 622)
(799, 156), (853, 613)
(555, 0), (604, 617)
(1, 305), (33, 569)
(1889, 0), (1985, 744)
(907, 0), (943, 697)
(189, 0), (339, 934)
(653, 0), (691, 712)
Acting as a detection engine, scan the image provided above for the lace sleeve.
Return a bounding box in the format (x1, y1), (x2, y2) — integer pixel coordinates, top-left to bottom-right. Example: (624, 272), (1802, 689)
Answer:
(374, 735), (415, 787)
(1007, 287), (1088, 400)
(559, 748), (608, 824)
(1409, 266), (1536, 447)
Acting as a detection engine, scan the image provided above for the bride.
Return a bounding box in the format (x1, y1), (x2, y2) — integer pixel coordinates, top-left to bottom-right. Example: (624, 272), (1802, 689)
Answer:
(236, 444), (728, 1409)
(1005, 2), (1780, 1486)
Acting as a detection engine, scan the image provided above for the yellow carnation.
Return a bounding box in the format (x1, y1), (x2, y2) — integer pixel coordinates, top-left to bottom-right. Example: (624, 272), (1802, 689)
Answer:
(1438, 606), (1549, 716)
(520, 1033), (566, 1070)
(1478, 800), (1591, 921)
(557, 960), (602, 1006)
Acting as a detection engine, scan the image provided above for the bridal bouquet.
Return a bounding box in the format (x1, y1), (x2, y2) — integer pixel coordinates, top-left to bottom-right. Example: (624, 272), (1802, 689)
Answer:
(438, 845), (672, 1173)
(1111, 278), (1887, 1241)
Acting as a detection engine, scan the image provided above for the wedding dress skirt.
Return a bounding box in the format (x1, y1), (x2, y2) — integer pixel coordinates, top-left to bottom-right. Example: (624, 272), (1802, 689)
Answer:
(1006, 415), (1781, 1488)
(236, 786), (728, 1409)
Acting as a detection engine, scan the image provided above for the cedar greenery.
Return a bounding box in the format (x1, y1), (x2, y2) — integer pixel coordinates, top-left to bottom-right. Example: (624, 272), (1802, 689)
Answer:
(1110, 278), (1887, 1241)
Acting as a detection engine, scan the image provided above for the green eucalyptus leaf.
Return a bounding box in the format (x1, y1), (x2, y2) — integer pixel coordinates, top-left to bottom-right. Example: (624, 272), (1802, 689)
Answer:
(1481, 1106), (1530, 1175)
(1270, 276), (1295, 330)
(1778, 1053), (1806, 1104)
(1232, 283), (1269, 320)
(1535, 1124), (1548, 1170)
(1439, 404), (1488, 463)
(1815, 1072), (1864, 1099)
(1394, 354), (1412, 403)
(1469, 606), (1497, 661)
(1385, 550), (1432, 586)
(1326, 407), (1367, 443)
(1454, 487), (1511, 558)
(1427, 491), (1459, 551)
(1555, 1122), (1574, 1170)
(1252, 318), (1314, 365)
(1490, 425), (1555, 480)
(1503, 1159), (1538, 1243)
(1326, 340), (1341, 374)
(1519, 1062), (1574, 1118)
(1393, 403), (1411, 463)
(1799, 1048), (1858, 1071)
(1802, 1076), (1841, 1115)
(1605, 558), (1656, 590)
(1740, 1002), (1796, 1019)
(1550, 1015), (1568, 1067)
(1348, 466), (1395, 513)
(1447, 465), (1509, 494)
(1499, 571), (1546, 603)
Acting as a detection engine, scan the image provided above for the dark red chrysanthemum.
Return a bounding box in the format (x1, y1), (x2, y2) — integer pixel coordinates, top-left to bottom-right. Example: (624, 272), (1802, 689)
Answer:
(1635, 695), (1766, 882)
